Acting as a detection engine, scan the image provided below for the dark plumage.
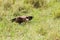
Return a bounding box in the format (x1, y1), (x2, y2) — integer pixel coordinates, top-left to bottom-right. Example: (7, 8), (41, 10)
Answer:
(11, 16), (33, 24)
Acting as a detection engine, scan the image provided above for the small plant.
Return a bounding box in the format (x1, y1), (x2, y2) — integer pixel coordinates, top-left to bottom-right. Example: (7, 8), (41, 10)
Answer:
(0, 17), (2, 21)
(4, 2), (12, 10)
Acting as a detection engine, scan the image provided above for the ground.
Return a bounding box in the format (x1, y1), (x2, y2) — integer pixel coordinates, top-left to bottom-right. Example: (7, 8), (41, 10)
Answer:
(0, 0), (60, 40)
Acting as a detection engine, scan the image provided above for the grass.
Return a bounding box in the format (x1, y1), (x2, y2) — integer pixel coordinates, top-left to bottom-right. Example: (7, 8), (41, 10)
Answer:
(0, 0), (60, 40)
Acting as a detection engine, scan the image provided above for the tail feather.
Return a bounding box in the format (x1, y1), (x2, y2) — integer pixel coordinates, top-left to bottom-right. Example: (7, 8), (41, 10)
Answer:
(11, 18), (16, 22)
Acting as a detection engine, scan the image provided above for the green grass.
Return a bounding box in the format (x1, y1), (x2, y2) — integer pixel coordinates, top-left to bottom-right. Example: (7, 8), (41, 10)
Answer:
(0, 0), (60, 40)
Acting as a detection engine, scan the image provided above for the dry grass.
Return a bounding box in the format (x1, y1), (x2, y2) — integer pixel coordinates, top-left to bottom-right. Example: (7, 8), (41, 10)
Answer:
(0, 0), (60, 40)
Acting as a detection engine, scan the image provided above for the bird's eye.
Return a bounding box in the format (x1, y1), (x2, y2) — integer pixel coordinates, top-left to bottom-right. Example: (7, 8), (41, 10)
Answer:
(26, 19), (29, 21)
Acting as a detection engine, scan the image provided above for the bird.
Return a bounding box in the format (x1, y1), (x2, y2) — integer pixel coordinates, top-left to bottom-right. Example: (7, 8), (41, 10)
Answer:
(11, 16), (33, 24)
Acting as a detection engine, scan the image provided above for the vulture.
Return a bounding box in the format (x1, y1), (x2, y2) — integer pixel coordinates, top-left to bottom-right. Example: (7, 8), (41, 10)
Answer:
(11, 16), (33, 24)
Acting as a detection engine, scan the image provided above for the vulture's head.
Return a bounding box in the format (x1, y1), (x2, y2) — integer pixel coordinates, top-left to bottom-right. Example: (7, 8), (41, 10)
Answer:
(11, 16), (33, 24)
(26, 16), (33, 20)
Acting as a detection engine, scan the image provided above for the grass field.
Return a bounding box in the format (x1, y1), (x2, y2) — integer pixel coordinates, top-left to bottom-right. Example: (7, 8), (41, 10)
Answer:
(0, 0), (60, 40)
